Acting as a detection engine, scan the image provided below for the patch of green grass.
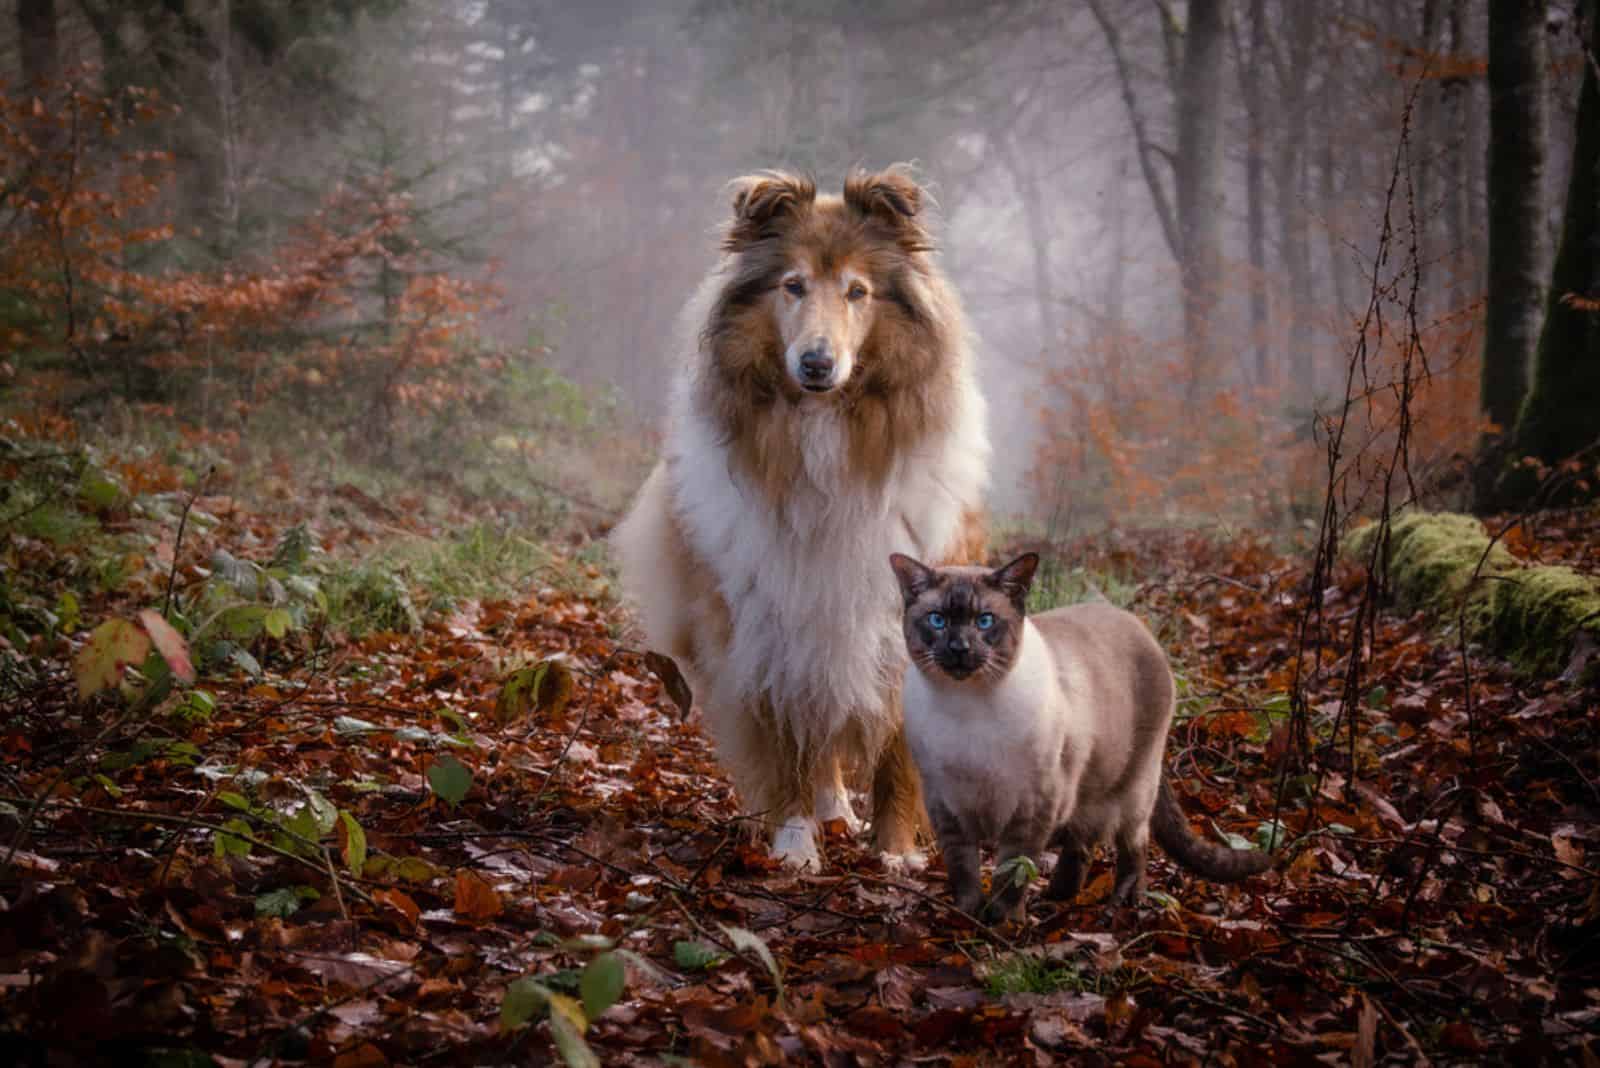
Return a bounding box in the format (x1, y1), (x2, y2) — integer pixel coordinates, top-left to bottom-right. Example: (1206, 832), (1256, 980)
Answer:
(984, 952), (1095, 997)
(1025, 557), (1137, 615)
(319, 522), (604, 634)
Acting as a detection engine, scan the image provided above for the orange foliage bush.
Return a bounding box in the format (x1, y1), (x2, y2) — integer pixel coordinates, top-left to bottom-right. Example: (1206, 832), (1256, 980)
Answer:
(1029, 298), (1487, 529)
(1, 74), (501, 446)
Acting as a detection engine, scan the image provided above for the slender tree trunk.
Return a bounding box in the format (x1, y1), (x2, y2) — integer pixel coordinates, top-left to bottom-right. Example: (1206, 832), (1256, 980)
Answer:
(19, 0), (58, 91)
(1416, 0), (1444, 319)
(1175, 0), (1227, 398)
(1480, 0), (1548, 436)
(998, 127), (1058, 355)
(1238, 0), (1270, 387)
(1275, 3), (1316, 403)
(1505, 2), (1600, 486)
(1444, 0), (1473, 309)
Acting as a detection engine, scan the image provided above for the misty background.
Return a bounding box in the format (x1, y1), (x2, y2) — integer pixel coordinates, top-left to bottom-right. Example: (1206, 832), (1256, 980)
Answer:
(2, 1), (1588, 526)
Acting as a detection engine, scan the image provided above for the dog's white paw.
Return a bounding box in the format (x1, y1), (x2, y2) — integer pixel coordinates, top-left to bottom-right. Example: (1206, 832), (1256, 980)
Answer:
(879, 849), (928, 874)
(814, 785), (864, 836)
(771, 815), (822, 872)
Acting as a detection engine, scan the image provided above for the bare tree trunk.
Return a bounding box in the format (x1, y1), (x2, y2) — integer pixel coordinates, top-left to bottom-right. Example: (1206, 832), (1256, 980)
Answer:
(1235, 0), (1270, 387)
(1415, 0), (1444, 319)
(1085, 0), (1180, 260)
(1443, 0), (1473, 309)
(1175, 0), (1227, 398)
(1275, 2), (1316, 402)
(1480, 0), (1548, 437)
(18, 0), (58, 91)
(998, 126), (1058, 355)
(1503, 1), (1599, 494)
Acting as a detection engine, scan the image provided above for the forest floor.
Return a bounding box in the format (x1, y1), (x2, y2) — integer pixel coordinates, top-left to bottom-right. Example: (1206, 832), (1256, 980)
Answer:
(2, 422), (1598, 1067)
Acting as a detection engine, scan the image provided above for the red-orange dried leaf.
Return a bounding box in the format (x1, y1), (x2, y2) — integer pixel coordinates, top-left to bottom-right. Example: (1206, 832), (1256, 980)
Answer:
(137, 609), (195, 683)
(372, 888), (419, 931)
(452, 871), (502, 922)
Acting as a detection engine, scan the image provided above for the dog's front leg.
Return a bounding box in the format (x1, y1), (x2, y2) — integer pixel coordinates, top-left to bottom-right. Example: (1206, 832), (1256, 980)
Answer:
(813, 753), (863, 835)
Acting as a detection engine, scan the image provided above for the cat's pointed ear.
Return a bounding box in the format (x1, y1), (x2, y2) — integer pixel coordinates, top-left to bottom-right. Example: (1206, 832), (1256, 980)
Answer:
(889, 553), (937, 602)
(987, 553), (1039, 611)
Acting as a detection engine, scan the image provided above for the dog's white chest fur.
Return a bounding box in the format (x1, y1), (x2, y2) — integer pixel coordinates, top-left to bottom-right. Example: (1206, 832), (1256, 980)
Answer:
(903, 622), (1069, 834)
(668, 379), (988, 747)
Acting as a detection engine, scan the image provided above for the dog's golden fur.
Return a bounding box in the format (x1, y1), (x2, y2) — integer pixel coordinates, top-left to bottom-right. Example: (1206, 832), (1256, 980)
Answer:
(612, 165), (989, 868)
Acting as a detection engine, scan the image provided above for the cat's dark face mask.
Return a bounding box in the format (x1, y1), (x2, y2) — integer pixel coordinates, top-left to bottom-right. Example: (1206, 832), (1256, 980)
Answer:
(890, 553), (1039, 685)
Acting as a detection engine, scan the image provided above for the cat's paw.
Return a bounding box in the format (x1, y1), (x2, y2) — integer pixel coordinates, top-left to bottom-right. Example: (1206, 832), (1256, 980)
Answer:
(879, 848), (928, 874)
(771, 816), (822, 872)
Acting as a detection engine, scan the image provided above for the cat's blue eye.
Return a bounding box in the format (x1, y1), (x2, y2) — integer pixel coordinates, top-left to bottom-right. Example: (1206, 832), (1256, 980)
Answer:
(926, 612), (947, 630)
(976, 612), (995, 631)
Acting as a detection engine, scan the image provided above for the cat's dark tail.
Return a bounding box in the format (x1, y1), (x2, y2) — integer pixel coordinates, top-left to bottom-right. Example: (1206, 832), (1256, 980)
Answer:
(1150, 777), (1272, 881)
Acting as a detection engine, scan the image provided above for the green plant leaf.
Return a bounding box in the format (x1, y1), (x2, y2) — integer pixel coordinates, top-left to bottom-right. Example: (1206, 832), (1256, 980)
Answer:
(254, 886), (319, 918)
(673, 940), (727, 971)
(1253, 820), (1286, 851)
(338, 810), (368, 876)
(263, 607), (293, 639)
(55, 591), (81, 634)
(427, 755), (472, 807)
(214, 818), (254, 857)
(500, 977), (551, 1031)
(217, 791), (252, 812)
(304, 789), (338, 836)
(74, 619), (152, 700)
(579, 952), (625, 1019)
(1211, 821), (1254, 852)
(213, 604), (269, 641)
(995, 854), (1039, 889)
(78, 466), (125, 511)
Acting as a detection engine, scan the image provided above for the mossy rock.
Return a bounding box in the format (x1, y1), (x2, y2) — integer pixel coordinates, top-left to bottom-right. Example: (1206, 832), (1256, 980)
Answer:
(1488, 565), (1600, 676)
(1344, 511), (1600, 678)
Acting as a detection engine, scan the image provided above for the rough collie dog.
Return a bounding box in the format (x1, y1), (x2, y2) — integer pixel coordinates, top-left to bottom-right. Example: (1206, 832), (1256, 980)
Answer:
(612, 165), (989, 870)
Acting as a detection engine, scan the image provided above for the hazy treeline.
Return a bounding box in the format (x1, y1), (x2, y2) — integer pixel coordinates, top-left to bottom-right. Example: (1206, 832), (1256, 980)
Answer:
(2, 1), (1591, 517)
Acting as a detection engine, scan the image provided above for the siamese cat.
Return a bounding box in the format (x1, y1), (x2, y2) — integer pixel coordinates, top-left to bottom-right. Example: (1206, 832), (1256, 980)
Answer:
(889, 551), (1271, 922)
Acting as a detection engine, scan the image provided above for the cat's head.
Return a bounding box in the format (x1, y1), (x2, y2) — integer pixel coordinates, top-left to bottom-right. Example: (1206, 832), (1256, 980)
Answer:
(889, 552), (1039, 685)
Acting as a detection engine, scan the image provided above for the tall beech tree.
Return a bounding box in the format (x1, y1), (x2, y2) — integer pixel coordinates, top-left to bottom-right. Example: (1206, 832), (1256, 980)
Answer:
(1501, 1), (1600, 496)
(1479, 0), (1548, 446)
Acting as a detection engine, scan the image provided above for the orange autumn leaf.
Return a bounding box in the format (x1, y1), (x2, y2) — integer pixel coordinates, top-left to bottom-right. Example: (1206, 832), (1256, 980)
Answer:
(372, 888), (420, 931)
(452, 871), (502, 922)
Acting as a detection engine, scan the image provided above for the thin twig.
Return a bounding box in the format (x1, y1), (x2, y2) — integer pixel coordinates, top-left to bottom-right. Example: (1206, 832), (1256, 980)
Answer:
(163, 466), (214, 618)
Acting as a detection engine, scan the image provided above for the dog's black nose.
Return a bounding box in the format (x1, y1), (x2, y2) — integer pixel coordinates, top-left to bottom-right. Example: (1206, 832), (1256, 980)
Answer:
(799, 349), (834, 382)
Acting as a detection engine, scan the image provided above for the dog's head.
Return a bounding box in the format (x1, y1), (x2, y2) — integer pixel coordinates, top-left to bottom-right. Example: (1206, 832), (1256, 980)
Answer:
(718, 166), (933, 397)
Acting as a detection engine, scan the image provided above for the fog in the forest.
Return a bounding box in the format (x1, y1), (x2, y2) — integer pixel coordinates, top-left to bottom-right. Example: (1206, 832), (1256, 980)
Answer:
(3, 1), (1586, 522)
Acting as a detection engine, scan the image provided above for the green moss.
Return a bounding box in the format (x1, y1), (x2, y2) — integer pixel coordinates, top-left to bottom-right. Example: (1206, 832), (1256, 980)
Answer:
(1346, 510), (1600, 678)
(1488, 565), (1600, 675)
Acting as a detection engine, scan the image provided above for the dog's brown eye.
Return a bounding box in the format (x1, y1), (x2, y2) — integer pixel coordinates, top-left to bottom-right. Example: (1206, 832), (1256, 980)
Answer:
(783, 278), (805, 297)
(847, 282), (869, 301)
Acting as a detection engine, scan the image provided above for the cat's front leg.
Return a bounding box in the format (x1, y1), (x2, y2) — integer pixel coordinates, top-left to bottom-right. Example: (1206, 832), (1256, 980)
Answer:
(985, 815), (1053, 923)
(928, 802), (982, 918)
(1042, 825), (1088, 903)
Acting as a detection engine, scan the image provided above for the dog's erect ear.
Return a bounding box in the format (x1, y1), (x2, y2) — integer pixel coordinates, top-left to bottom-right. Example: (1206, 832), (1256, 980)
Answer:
(985, 553), (1039, 612)
(889, 553), (938, 603)
(723, 171), (816, 251)
(844, 164), (933, 252)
